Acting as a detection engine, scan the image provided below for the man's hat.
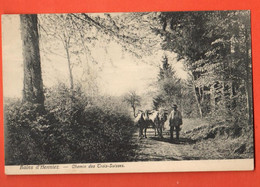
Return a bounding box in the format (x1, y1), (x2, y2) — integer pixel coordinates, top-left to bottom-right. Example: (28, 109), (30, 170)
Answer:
(172, 104), (177, 108)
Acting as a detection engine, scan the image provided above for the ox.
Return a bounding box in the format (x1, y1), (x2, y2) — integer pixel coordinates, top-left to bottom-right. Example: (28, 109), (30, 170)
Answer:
(134, 110), (150, 138)
(135, 109), (168, 138)
(149, 109), (168, 138)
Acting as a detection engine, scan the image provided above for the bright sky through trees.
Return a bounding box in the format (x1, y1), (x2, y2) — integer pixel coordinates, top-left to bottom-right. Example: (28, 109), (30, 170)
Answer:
(2, 15), (188, 98)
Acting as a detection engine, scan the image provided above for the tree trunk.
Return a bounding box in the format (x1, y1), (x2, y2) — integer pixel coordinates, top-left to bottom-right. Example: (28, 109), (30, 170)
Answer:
(20, 14), (44, 109)
(133, 106), (136, 117)
(244, 26), (253, 125)
(210, 84), (215, 112)
(191, 76), (203, 118)
(65, 44), (74, 91)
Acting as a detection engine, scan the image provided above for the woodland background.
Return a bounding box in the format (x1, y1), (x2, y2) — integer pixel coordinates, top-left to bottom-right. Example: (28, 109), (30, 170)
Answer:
(3, 11), (254, 165)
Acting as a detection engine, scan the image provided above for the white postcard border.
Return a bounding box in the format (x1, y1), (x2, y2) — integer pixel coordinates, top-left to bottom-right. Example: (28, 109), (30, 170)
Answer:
(5, 159), (254, 175)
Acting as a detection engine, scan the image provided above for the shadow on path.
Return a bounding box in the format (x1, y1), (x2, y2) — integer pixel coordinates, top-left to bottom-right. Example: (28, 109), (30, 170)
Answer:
(150, 137), (197, 145)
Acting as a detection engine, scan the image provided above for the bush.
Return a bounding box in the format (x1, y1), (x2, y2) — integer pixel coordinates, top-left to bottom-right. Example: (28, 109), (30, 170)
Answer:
(67, 105), (135, 162)
(4, 100), (51, 165)
(4, 85), (136, 165)
(182, 117), (254, 159)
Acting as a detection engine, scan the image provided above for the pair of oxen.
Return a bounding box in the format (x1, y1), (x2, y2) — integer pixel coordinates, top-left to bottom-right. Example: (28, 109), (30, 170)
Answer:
(134, 109), (168, 138)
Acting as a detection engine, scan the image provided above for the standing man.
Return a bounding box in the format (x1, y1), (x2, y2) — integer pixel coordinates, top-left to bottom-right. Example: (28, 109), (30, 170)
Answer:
(169, 104), (183, 141)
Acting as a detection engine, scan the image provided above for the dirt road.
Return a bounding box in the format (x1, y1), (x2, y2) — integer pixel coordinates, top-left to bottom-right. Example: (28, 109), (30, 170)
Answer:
(130, 118), (253, 161)
(131, 128), (199, 161)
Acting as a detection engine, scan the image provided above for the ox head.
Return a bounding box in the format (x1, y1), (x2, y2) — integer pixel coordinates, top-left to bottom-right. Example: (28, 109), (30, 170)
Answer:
(134, 109), (145, 124)
(136, 109), (147, 119)
(158, 109), (169, 122)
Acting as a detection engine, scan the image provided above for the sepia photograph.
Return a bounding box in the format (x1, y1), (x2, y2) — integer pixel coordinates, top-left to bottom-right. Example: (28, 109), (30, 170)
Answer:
(2, 10), (254, 174)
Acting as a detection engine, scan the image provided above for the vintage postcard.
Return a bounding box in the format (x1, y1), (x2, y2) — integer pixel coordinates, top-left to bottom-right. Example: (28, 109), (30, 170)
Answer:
(2, 10), (254, 175)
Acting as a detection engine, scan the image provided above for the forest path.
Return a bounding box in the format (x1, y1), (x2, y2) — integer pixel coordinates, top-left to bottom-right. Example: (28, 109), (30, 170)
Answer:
(131, 118), (208, 161)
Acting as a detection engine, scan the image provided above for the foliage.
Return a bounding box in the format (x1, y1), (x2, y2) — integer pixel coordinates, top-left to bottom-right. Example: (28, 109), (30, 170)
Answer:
(38, 13), (163, 96)
(153, 55), (183, 111)
(155, 11), (252, 123)
(4, 100), (51, 164)
(182, 118), (254, 159)
(5, 85), (136, 165)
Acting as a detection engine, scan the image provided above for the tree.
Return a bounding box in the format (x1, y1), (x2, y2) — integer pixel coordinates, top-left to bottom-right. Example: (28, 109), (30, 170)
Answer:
(38, 13), (161, 97)
(158, 55), (174, 81)
(153, 55), (182, 110)
(123, 91), (141, 117)
(155, 11), (252, 122)
(154, 11), (212, 117)
(20, 14), (44, 110)
(39, 14), (80, 93)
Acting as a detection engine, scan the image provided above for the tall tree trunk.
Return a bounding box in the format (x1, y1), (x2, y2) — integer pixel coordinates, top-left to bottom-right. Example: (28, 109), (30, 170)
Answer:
(65, 44), (74, 91)
(244, 26), (253, 125)
(20, 14), (44, 109)
(191, 75), (203, 118)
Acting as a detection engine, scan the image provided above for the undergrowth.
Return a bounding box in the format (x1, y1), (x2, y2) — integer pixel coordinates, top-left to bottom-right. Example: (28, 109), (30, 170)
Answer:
(4, 84), (136, 165)
(181, 118), (254, 159)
